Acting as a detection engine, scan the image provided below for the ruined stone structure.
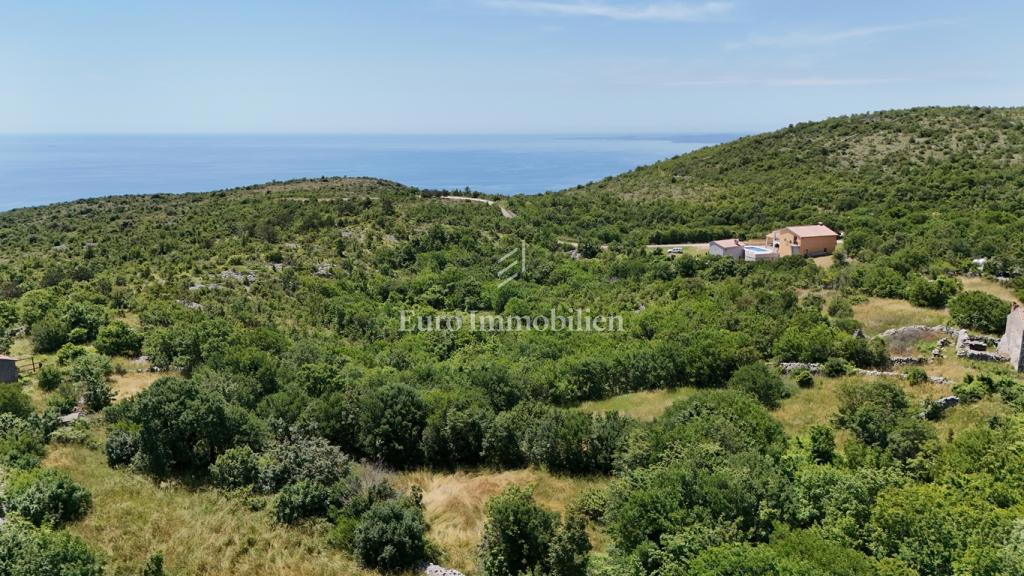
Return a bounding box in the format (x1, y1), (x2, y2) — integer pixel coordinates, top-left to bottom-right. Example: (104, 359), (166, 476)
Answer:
(998, 303), (1024, 372)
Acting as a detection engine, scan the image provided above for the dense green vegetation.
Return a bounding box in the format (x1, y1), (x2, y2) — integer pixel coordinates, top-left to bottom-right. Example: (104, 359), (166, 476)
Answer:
(2, 108), (1024, 575)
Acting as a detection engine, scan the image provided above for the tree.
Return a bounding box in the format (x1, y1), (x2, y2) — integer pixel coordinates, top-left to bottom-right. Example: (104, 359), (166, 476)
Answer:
(480, 486), (557, 576)
(353, 495), (429, 572)
(547, 513), (591, 576)
(727, 362), (787, 409)
(359, 384), (426, 468)
(71, 353), (114, 412)
(129, 377), (240, 474)
(868, 484), (1006, 576)
(30, 314), (69, 354)
(421, 392), (493, 468)
(94, 321), (144, 357)
(948, 291), (1011, 334)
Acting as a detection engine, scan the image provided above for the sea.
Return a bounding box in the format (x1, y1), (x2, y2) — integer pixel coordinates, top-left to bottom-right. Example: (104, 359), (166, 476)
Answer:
(0, 133), (739, 211)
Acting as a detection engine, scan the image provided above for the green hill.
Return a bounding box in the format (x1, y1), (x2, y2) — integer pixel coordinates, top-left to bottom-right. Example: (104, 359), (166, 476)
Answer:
(2, 108), (1024, 576)
(517, 106), (1024, 274)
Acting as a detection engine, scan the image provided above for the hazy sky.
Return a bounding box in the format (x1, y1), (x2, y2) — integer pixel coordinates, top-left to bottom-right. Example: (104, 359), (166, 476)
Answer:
(3, 0), (1022, 133)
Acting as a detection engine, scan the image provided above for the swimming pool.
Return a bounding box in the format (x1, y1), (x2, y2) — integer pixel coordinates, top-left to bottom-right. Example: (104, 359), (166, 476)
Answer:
(744, 246), (773, 254)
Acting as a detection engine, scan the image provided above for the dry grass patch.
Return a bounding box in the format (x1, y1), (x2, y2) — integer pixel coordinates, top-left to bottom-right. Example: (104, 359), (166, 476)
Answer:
(45, 446), (370, 576)
(775, 376), (846, 438)
(960, 276), (1020, 304)
(579, 388), (696, 421)
(812, 255), (834, 269)
(853, 298), (948, 336)
(394, 468), (606, 574)
(110, 369), (171, 402)
(934, 397), (1009, 440)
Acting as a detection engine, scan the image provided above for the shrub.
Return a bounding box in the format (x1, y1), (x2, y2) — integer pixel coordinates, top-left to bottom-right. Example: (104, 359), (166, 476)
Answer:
(0, 517), (104, 576)
(94, 321), (144, 357)
(257, 434), (352, 492)
(3, 468), (93, 527)
(906, 276), (961, 308)
(904, 366), (929, 386)
(808, 425), (835, 464)
(31, 315), (69, 354)
(142, 554), (165, 576)
(948, 291), (1011, 334)
(794, 370), (815, 389)
(68, 327), (89, 344)
(353, 495), (429, 572)
(56, 343), (88, 365)
(274, 479), (358, 524)
(835, 380), (910, 447)
(823, 357), (853, 377)
(727, 362), (787, 409)
(37, 363), (63, 392)
(0, 383), (33, 418)
(480, 486), (556, 576)
(210, 445), (261, 489)
(953, 378), (987, 404)
(50, 423), (96, 448)
(104, 426), (140, 467)
(0, 413), (46, 468)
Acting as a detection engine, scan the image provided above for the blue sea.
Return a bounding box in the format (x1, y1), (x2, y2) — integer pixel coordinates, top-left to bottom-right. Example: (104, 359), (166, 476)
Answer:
(0, 134), (738, 211)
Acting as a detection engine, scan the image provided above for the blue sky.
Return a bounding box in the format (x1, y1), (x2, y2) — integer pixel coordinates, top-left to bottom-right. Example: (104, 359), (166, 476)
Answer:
(2, 0), (1022, 133)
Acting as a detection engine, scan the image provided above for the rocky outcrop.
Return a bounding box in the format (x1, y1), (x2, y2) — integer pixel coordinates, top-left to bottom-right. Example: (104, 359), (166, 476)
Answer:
(779, 362), (822, 374)
(879, 325), (957, 341)
(890, 356), (927, 366)
(424, 564), (465, 576)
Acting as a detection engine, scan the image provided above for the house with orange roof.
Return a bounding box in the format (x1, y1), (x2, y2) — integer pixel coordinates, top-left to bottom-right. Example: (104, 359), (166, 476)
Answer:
(708, 238), (745, 259)
(766, 224), (838, 257)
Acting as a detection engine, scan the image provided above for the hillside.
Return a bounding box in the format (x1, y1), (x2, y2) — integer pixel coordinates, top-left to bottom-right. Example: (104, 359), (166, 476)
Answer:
(2, 108), (1024, 576)
(517, 107), (1024, 275)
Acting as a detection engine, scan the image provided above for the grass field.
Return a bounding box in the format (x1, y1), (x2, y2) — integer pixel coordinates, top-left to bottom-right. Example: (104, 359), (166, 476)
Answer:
(579, 388), (696, 421)
(394, 468), (607, 574)
(961, 276), (1021, 304)
(852, 298), (949, 335)
(46, 446), (371, 576)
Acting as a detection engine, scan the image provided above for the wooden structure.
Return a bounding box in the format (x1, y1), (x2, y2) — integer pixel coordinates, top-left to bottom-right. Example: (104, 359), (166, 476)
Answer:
(0, 355), (17, 383)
